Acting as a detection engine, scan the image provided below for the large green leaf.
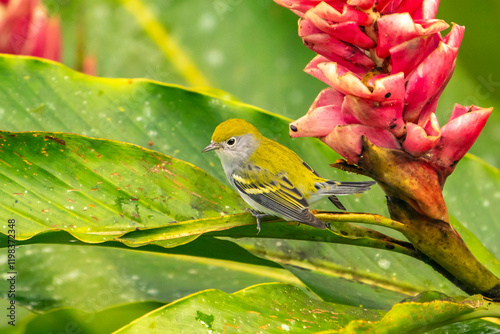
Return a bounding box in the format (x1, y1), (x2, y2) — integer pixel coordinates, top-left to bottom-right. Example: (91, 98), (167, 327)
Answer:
(113, 283), (385, 333)
(444, 155), (500, 271)
(329, 292), (500, 334)
(0, 131), (244, 243)
(112, 283), (500, 334)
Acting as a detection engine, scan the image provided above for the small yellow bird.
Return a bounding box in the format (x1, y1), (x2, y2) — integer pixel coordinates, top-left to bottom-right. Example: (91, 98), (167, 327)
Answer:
(202, 119), (375, 232)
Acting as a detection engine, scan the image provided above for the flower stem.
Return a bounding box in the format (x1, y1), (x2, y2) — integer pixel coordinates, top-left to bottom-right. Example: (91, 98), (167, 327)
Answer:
(388, 197), (500, 300)
(314, 211), (406, 232)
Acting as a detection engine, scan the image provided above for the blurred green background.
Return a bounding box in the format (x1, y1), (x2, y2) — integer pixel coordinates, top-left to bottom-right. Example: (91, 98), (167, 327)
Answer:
(46, 0), (500, 167)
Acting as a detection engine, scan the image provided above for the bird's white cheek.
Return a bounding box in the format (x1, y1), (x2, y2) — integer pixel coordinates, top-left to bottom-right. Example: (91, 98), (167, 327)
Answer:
(215, 150), (231, 166)
(215, 151), (235, 179)
(216, 149), (241, 165)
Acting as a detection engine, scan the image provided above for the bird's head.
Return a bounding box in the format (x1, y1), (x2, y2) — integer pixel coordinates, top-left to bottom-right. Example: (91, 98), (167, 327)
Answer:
(202, 119), (262, 165)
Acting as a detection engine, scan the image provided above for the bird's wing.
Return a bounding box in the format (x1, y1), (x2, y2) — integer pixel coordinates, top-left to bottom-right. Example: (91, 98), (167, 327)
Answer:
(231, 169), (325, 229)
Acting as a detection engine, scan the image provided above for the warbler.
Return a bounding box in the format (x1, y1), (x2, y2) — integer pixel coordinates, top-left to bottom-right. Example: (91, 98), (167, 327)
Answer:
(202, 119), (375, 232)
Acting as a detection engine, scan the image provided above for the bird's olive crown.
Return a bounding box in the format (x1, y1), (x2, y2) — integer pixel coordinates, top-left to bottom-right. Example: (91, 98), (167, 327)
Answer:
(211, 118), (262, 143)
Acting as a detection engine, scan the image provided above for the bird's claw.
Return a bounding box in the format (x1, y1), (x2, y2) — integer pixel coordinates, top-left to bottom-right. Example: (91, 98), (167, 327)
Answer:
(245, 209), (270, 235)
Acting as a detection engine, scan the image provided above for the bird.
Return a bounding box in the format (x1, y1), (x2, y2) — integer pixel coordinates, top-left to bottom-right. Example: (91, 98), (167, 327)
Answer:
(202, 118), (375, 233)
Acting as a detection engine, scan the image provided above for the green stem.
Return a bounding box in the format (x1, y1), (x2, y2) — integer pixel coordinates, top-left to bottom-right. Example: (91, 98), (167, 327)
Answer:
(388, 197), (500, 300)
(315, 211), (407, 232)
(351, 137), (500, 300)
(212, 212), (419, 259)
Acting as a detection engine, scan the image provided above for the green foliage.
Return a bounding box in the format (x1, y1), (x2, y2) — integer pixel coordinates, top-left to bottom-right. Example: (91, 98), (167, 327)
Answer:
(328, 293), (500, 333)
(0, 0), (499, 331)
(1, 55), (499, 332)
(0, 131), (244, 243)
(0, 244), (299, 313)
(114, 283), (385, 333)
(0, 300), (163, 334)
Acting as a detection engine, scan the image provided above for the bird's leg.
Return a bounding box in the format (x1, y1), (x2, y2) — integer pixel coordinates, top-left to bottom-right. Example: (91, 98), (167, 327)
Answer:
(245, 209), (270, 234)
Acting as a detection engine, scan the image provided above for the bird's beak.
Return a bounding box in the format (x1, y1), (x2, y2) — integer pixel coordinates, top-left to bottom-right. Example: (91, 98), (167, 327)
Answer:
(201, 141), (221, 153)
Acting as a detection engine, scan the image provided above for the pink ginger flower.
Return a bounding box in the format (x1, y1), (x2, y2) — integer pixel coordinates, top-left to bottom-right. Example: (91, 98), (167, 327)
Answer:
(276, 0), (492, 177)
(0, 0), (61, 61)
(276, 1), (500, 300)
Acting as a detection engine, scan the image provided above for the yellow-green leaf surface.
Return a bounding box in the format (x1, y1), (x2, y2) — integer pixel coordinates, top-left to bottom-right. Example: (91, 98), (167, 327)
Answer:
(113, 283), (385, 334)
(0, 131), (245, 242)
(118, 213), (416, 255)
(328, 293), (500, 334)
(2, 287), (497, 334)
(113, 284), (500, 334)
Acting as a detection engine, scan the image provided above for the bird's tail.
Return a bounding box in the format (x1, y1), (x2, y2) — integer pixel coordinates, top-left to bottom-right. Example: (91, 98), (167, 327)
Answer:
(327, 180), (376, 194)
(314, 180), (376, 210)
(315, 180), (376, 196)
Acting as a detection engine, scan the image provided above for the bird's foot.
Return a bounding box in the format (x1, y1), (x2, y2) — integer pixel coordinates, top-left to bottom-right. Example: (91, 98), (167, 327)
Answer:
(245, 209), (270, 234)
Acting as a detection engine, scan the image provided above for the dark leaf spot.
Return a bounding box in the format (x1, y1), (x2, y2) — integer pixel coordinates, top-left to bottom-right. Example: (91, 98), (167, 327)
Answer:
(45, 136), (66, 146)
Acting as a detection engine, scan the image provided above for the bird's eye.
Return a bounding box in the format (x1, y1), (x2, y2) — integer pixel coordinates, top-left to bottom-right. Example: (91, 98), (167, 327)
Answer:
(227, 138), (236, 146)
